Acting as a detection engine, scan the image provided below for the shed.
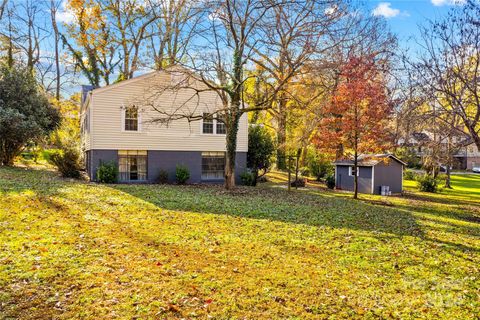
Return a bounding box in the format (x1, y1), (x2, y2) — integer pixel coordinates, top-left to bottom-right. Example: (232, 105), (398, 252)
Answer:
(334, 154), (406, 195)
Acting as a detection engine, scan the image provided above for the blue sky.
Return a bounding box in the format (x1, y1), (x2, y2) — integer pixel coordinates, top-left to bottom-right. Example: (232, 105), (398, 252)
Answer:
(365, 0), (464, 50)
(51, 0), (461, 61)
(52, 0), (461, 49)
(51, 0), (463, 53)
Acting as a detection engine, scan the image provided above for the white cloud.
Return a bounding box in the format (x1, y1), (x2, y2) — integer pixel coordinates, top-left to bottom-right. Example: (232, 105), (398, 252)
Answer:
(431, 0), (466, 6)
(56, 0), (75, 24)
(372, 2), (400, 18)
(324, 5), (338, 16)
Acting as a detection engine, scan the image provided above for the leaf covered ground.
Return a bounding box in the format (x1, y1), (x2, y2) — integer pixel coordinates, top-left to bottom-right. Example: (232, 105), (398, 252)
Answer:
(0, 166), (479, 319)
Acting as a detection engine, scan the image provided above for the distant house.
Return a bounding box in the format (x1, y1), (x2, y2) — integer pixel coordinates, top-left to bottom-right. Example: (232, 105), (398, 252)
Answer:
(334, 154), (406, 195)
(80, 68), (248, 183)
(397, 132), (431, 156)
(398, 131), (480, 170)
(455, 139), (480, 170)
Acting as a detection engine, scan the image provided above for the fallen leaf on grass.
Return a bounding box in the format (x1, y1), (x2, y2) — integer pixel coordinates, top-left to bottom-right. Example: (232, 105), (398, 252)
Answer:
(168, 303), (180, 312)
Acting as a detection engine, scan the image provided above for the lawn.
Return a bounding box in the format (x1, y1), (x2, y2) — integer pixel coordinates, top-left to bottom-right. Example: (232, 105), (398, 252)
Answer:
(0, 166), (479, 319)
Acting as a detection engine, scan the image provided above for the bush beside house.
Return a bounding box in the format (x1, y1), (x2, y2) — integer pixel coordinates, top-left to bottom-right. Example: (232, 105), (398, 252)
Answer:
(97, 162), (118, 183)
(48, 149), (82, 178)
(176, 165), (190, 184)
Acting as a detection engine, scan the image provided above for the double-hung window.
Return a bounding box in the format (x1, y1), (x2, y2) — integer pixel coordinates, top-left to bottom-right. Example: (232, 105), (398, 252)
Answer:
(202, 113), (226, 134)
(216, 116), (226, 134)
(202, 113), (214, 134)
(124, 106), (138, 131)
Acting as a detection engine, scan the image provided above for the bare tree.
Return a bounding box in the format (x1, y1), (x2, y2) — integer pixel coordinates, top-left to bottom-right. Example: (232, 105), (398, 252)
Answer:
(0, 1), (44, 71)
(0, 5), (17, 67)
(413, 0), (480, 151)
(147, 0), (201, 69)
(100, 0), (157, 80)
(247, 0), (348, 169)
(10, 0), (48, 73)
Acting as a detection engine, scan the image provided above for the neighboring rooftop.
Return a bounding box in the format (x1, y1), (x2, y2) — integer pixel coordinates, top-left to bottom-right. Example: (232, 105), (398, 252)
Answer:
(334, 154), (407, 166)
(411, 132), (431, 143)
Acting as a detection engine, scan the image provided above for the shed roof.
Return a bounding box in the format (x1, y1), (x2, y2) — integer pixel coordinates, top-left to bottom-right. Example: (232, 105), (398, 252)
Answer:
(334, 154), (407, 167)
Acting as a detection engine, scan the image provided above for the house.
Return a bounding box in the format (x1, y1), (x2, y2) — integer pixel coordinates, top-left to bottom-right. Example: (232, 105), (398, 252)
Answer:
(399, 131), (480, 170)
(397, 132), (431, 157)
(334, 154), (406, 195)
(455, 140), (480, 170)
(80, 69), (248, 183)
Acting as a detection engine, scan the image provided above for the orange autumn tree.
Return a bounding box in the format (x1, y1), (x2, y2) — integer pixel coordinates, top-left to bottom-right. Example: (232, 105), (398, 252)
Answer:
(316, 55), (392, 199)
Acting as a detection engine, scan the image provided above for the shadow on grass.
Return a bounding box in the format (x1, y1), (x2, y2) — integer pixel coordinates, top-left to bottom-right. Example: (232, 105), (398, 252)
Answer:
(113, 181), (480, 255)
(402, 190), (480, 208)
(113, 183), (425, 239)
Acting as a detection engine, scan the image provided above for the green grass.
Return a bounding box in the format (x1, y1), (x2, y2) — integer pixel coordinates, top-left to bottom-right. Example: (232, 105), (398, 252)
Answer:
(0, 166), (479, 319)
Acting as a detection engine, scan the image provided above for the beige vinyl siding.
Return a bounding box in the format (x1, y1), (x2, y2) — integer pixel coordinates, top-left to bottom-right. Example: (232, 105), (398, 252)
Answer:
(90, 72), (248, 152)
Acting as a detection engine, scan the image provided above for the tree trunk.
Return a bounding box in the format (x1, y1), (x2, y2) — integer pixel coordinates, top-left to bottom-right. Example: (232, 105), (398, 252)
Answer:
(0, 142), (20, 166)
(335, 143), (344, 160)
(0, 0), (7, 20)
(223, 46), (244, 190)
(294, 148), (301, 188)
(276, 103), (287, 170)
(353, 103), (359, 199)
(7, 18), (14, 68)
(300, 146), (308, 167)
(445, 165), (451, 189)
(51, 0), (61, 100)
(445, 137), (452, 189)
(225, 112), (240, 190)
(353, 150), (358, 199)
(252, 167), (258, 187)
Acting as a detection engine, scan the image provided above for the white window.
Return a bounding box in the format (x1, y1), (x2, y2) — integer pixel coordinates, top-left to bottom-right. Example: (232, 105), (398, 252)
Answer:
(124, 105), (139, 131)
(202, 113), (226, 135)
(349, 166), (360, 176)
(216, 116), (226, 134)
(202, 113), (214, 134)
(201, 152), (225, 180)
